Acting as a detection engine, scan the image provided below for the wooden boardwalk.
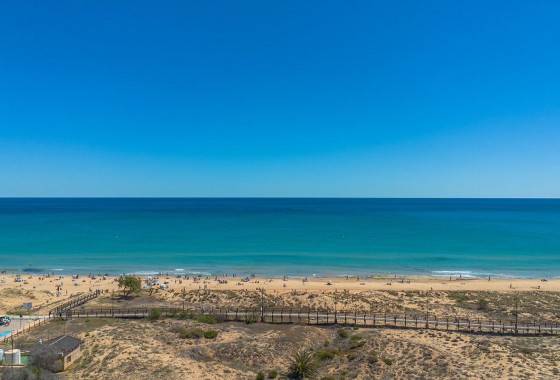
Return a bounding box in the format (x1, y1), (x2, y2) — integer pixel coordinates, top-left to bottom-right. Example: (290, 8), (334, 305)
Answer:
(48, 292), (99, 317)
(63, 307), (560, 335)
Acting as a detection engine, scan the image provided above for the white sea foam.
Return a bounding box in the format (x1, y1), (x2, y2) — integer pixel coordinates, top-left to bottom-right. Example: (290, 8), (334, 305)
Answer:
(431, 270), (515, 279)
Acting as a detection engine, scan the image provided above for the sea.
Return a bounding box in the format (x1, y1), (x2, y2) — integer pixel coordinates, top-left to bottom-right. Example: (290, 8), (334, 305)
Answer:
(0, 198), (559, 278)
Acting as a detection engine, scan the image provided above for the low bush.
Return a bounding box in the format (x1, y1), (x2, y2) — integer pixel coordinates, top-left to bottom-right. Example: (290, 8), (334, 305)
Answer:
(477, 298), (490, 311)
(196, 314), (217, 324)
(337, 329), (349, 339)
(176, 311), (193, 320)
(267, 369), (278, 379)
(382, 358), (393, 366)
(315, 349), (337, 361)
(245, 315), (257, 324)
(147, 309), (162, 321)
(256, 371), (265, 380)
(203, 329), (219, 339)
(180, 328), (205, 339)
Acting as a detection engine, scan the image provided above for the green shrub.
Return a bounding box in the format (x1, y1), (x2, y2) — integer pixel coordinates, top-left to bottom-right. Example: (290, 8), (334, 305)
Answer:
(245, 315), (257, 324)
(368, 353), (378, 364)
(337, 329), (349, 339)
(449, 292), (469, 303)
(203, 329), (219, 339)
(148, 309), (162, 321)
(256, 371), (265, 380)
(350, 340), (365, 349)
(267, 369), (278, 379)
(180, 328), (205, 339)
(167, 310), (177, 318)
(288, 349), (317, 379)
(315, 349), (337, 361)
(347, 352), (358, 361)
(382, 358), (393, 366)
(176, 311), (194, 320)
(349, 334), (361, 342)
(477, 298), (490, 311)
(196, 314), (217, 324)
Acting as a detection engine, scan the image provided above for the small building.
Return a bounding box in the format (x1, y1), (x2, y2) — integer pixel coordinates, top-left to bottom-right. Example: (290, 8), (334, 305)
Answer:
(46, 335), (83, 371)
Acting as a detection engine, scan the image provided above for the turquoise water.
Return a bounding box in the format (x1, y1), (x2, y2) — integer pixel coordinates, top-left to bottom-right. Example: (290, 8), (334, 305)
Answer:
(0, 198), (559, 278)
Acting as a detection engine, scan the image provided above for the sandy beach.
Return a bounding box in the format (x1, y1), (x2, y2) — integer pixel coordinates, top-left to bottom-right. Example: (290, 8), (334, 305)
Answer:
(1, 272), (558, 315)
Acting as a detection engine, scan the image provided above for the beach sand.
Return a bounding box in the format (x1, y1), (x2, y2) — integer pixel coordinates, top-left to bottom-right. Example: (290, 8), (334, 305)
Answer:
(1, 273), (557, 315)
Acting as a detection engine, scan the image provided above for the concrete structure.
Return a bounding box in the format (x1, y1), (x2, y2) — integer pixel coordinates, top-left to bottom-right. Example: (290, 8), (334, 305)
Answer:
(46, 335), (83, 371)
(4, 349), (21, 365)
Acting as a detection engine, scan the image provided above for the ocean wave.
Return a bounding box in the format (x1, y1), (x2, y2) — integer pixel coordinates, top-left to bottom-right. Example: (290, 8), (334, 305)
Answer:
(431, 270), (515, 278)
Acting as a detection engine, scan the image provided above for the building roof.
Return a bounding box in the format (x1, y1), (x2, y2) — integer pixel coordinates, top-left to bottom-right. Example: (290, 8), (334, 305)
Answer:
(46, 335), (83, 353)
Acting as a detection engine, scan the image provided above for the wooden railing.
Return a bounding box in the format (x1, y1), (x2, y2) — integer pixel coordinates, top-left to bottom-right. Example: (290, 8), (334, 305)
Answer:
(62, 307), (560, 335)
(48, 292), (99, 317)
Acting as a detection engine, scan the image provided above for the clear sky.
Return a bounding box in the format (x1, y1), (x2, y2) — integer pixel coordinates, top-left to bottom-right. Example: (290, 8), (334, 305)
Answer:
(1, 1), (559, 197)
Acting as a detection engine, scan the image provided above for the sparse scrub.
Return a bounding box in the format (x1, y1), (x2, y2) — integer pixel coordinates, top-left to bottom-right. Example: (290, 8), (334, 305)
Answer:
(245, 315), (257, 324)
(267, 369), (278, 379)
(256, 371), (265, 380)
(203, 329), (219, 339)
(449, 292), (469, 303)
(196, 313), (217, 324)
(179, 327), (205, 339)
(315, 349), (337, 361)
(382, 358), (393, 365)
(176, 311), (193, 320)
(477, 298), (490, 311)
(148, 309), (162, 321)
(337, 329), (349, 338)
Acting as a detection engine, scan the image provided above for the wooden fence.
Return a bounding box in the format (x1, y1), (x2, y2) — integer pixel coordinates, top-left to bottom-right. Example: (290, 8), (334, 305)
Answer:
(62, 307), (560, 335)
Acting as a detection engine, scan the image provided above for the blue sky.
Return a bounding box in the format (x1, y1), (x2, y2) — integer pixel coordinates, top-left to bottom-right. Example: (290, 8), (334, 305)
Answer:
(1, 1), (559, 197)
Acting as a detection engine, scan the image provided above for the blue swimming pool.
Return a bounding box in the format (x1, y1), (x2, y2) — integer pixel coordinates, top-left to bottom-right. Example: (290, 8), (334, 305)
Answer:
(0, 330), (12, 338)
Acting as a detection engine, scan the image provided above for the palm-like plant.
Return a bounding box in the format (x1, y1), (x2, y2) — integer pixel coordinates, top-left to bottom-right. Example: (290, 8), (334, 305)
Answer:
(288, 349), (317, 379)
